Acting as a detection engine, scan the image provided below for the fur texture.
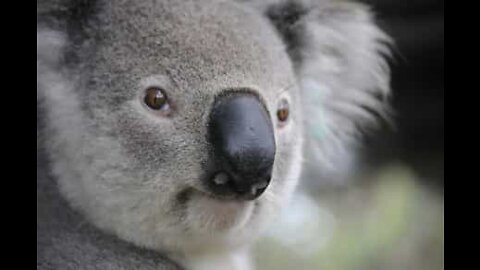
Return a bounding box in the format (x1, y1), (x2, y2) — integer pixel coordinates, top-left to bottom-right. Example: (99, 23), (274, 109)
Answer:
(37, 0), (390, 269)
(243, 0), (392, 184)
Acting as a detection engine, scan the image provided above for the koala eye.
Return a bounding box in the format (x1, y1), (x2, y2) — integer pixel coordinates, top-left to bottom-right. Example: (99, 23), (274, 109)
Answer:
(277, 99), (289, 123)
(144, 87), (171, 113)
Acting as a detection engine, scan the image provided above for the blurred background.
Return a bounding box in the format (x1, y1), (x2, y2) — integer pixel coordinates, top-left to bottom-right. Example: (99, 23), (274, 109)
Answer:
(255, 0), (444, 269)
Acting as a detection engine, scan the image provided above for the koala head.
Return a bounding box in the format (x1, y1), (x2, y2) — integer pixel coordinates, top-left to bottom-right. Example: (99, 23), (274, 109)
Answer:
(37, 0), (390, 266)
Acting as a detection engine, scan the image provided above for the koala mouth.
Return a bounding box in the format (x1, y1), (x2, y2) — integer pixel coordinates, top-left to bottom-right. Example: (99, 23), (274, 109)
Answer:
(176, 188), (250, 205)
(180, 187), (257, 232)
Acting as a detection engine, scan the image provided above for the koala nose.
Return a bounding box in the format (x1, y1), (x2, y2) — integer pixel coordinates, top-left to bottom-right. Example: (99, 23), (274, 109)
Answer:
(208, 92), (276, 200)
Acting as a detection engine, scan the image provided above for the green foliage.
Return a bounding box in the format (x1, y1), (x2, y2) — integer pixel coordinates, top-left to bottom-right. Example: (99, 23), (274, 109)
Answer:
(255, 164), (444, 270)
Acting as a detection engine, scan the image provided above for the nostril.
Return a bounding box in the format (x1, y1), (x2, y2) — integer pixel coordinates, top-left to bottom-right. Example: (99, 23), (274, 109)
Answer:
(239, 180), (269, 200)
(249, 180), (269, 196)
(212, 171), (229, 186)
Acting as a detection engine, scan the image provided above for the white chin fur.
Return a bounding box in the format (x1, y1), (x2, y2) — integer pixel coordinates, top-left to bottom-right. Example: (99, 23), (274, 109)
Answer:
(185, 192), (255, 233)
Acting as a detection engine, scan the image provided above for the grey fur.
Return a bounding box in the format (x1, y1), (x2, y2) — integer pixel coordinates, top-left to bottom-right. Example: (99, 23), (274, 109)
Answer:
(37, 0), (391, 269)
(37, 139), (181, 270)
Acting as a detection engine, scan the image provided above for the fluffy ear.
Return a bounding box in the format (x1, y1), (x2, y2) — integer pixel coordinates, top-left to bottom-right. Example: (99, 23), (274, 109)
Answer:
(244, 0), (392, 185)
(37, 0), (95, 103)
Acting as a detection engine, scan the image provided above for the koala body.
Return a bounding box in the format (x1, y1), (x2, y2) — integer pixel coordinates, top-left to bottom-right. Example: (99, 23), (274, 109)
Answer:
(37, 0), (390, 269)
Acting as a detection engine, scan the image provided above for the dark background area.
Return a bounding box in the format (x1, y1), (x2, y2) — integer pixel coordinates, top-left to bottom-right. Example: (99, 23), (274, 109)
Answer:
(360, 0), (444, 189)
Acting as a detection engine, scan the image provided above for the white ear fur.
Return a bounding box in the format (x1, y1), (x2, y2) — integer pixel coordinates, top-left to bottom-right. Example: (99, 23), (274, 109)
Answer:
(37, 28), (68, 102)
(297, 1), (392, 183)
(244, 0), (392, 183)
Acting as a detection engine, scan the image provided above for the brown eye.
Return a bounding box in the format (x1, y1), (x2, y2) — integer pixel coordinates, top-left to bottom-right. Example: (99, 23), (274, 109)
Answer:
(277, 99), (289, 123)
(144, 87), (170, 112)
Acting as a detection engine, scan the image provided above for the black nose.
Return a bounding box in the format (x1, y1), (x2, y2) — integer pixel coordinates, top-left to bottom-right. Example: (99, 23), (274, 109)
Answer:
(207, 92), (276, 200)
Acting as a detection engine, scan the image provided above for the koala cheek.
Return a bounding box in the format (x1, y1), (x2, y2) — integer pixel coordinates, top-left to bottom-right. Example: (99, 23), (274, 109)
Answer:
(272, 129), (304, 197)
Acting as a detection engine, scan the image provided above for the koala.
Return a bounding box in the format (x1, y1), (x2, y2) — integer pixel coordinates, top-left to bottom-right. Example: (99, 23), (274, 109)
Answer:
(37, 0), (391, 269)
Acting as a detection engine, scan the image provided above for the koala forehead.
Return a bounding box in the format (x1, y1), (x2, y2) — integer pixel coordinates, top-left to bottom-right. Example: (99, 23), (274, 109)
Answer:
(84, 0), (296, 104)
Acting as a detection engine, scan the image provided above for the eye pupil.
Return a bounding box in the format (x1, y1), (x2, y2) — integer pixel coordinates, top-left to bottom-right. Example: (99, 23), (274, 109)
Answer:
(277, 109), (288, 121)
(144, 88), (168, 110)
(277, 99), (289, 123)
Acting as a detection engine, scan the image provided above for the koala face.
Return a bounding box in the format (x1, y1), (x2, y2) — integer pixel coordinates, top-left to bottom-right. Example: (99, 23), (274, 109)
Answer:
(38, 0), (392, 267)
(39, 0), (303, 255)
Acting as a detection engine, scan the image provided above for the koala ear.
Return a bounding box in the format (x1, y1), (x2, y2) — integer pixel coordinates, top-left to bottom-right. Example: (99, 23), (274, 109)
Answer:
(248, 0), (393, 184)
